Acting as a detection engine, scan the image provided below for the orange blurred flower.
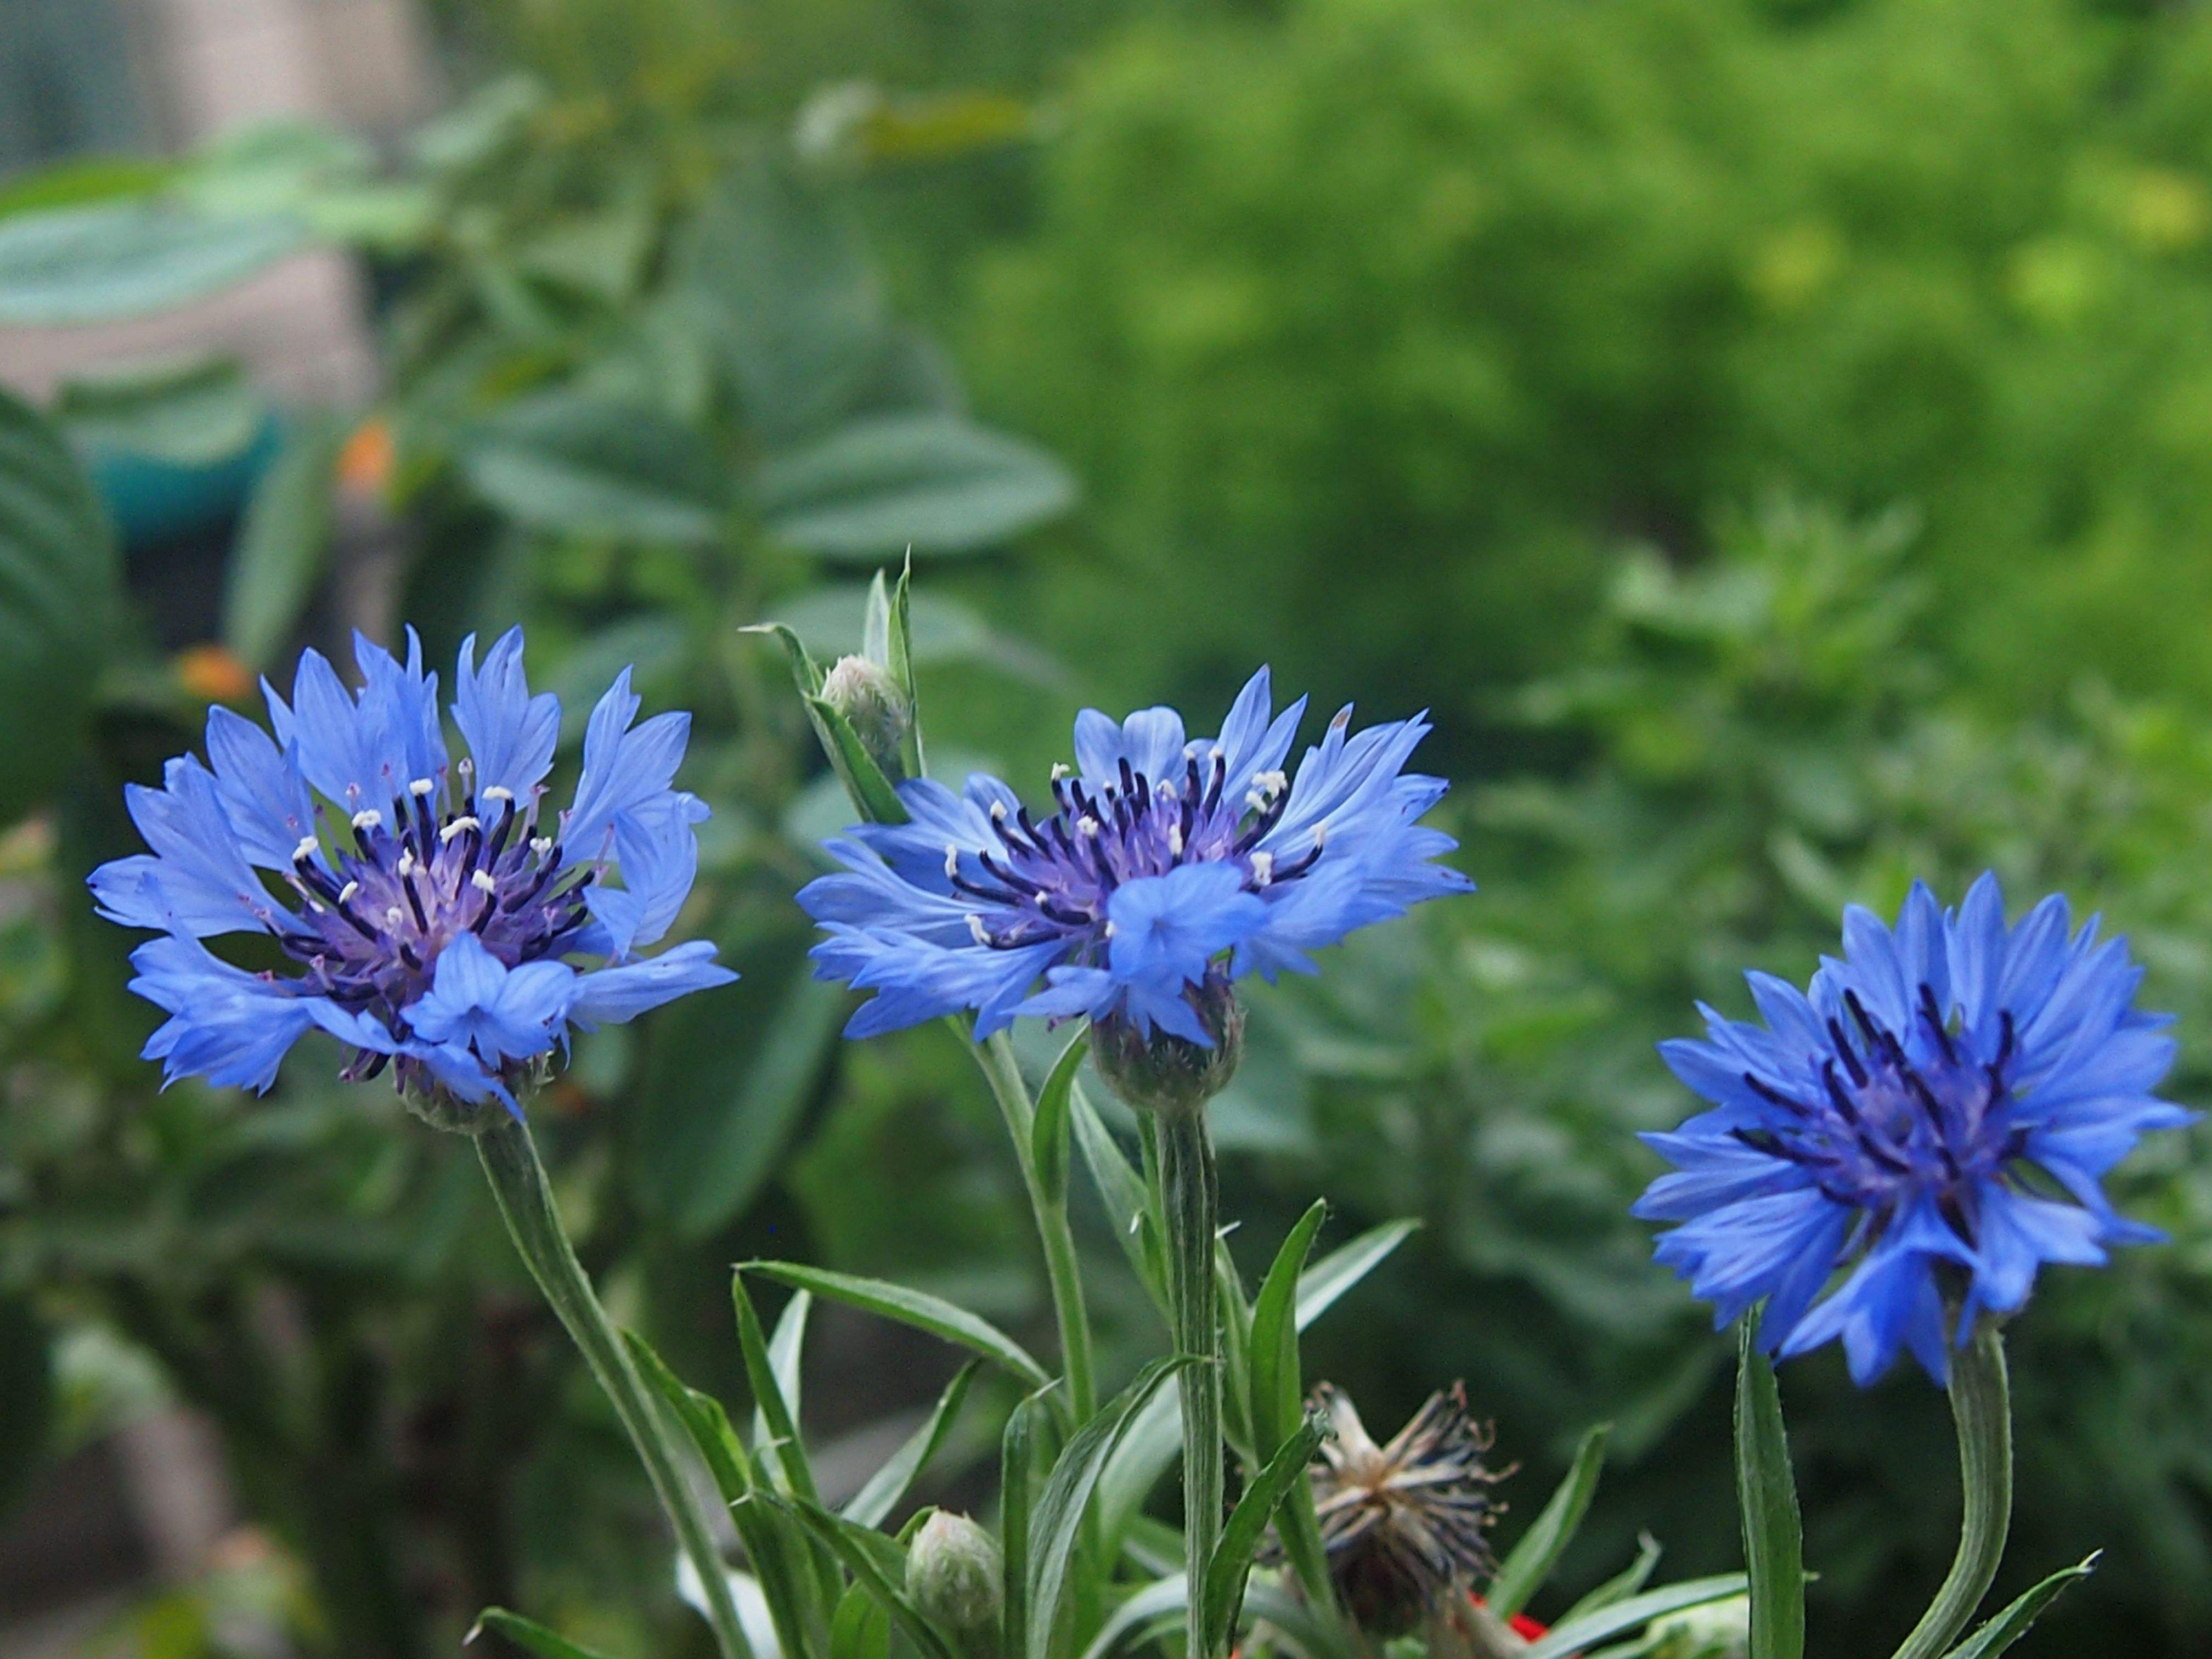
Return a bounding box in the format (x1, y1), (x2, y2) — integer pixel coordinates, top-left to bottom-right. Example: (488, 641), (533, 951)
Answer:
(337, 417), (396, 496)
(177, 644), (255, 705)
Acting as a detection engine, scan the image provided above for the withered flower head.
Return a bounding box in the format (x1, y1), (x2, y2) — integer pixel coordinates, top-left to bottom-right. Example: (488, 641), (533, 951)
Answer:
(1307, 1381), (1510, 1635)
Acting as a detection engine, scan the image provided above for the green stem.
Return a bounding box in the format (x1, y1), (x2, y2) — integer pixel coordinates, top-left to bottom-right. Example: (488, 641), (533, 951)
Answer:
(1889, 1322), (2012, 1659)
(1158, 1106), (1223, 1659)
(475, 1113), (754, 1659)
(972, 1027), (1098, 1422)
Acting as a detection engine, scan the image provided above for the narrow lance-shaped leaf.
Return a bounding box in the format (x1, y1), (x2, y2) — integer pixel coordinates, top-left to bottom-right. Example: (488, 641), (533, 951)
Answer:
(732, 1273), (820, 1502)
(754, 1289), (814, 1461)
(1735, 1322), (1804, 1659)
(832, 1577), (893, 1659)
(1938, 1555), (2098, 1659)
(1203, 1413), (1330, 1652)
(844, 1361), (980, 1529)
(1521, 1575), (1751, 1659)
(1000, 1385), (1052, 1659)
(888, 553), (923, 775)
(1216, 1240), (1257, 1462)
(468, 1608), (618, 1659)
(778, 1495), (963, 1659)
(1488, 1423), (1611, 1621)
(1295, 1220), (1420, 1329)
(1031, 1030), (1087, 1209)
(1028, 1356), (1195, 1659)
(1070, 1081), (1167, 1308)
(743, 1262), (1053, 1393)
(1554, 1533), (1663, 1627)
(623, 1329), (753, 1506)
(1246, 1199), (1333, 1610)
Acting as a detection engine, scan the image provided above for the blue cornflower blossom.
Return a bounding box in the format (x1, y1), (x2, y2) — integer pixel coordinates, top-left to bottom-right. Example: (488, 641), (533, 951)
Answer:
(797, 668), (1470, 1046)
(91, 629), (734, 1113)
(1635, 874), (2194, 1385)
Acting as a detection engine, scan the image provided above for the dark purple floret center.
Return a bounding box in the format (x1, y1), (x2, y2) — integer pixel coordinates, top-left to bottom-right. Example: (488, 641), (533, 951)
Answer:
(949, 749), (1323, 950)
(1734, 984), (2027, 1225)
(271, 766), (590, 1060)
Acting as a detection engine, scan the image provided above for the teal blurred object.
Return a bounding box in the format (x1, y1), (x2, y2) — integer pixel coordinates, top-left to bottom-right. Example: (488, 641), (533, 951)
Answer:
(83, 410), (279, 549)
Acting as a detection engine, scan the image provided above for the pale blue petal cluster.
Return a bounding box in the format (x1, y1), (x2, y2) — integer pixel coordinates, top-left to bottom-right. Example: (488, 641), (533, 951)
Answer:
(1637, 874), (2195, 1385)
(92, 629), (734, 1111)
(798, 668), (1470, 1044)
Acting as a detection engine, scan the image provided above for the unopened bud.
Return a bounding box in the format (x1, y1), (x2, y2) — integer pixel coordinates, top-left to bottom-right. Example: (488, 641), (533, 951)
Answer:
(820, 654), (912, 781)
(1091, 974), (1244, 1117)
(906, 1512), (1002, 1653)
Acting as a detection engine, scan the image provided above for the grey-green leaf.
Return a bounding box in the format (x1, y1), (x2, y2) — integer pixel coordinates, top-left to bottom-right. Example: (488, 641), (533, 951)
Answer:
(1030, 1030), (1087, 1210)
(758, 413), (1075, 559)
(1522, 1575), (1752, 1659)
(742, 1262), (1053, 1393)
(0, 202), (303, 323)
(1735, 1323), (1804, 1659)
(1938, 1555), (2098, 1659)
(462, 388), (727, 543)
(1203, 1414), (1329, 1652)
(468, 1608), (618, 1659)
(1488, 1423), (1611, 1621)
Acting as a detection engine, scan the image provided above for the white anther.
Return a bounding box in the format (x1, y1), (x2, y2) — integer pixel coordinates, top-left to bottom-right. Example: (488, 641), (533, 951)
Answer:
(292, 836), (320, 863)
(1103, 919), (1118, 939)
(1077, 816), (1101, 838)
(966, 914), (991, 946)
(351, 809), (383, 831)
(337, 881), (360, 905)
(409, 777), (435, 798)
(398, 850), (417, 877)
(1244, 790), (1268, 812)
(385, 906), (404, 928)
(1312, 822), (1329, 849)
(458, 756), (475, 775)
(471, 870), (498, 895)
(1158, 778), (1178, 799)
(439, 816), (481, 843)
(990, 799), (1009, 821)
(1051, 763), (1071, 781)
(1168, 823), (1184, 855)
(482, 785), (515, 804)
(306, 900), (325, 915)
(944, 844), (961, 878)
(529, 836), (554, 856)
(1255, 769), (1288, 795)
(1250, 851), (1275, 887)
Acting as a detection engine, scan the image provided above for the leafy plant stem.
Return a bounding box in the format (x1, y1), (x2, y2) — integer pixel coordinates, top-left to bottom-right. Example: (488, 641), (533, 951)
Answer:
(1158, 1104), (1224, 1659)
(973, 1027), (1098, 1421)
(473, 1111), (753, 1659)
(1888, 1322), (2012, 1659)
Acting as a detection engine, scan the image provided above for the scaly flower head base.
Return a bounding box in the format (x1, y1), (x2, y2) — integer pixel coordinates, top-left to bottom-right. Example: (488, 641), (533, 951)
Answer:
(92, 629), (735, 1116)
(799, 667), (1470, 1049)
(1637, 873), (2194, 1385)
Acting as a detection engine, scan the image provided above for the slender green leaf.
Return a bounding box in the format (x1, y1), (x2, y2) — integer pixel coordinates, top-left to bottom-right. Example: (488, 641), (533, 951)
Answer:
(888, 554), (923, 774)
(729, 1492), (831, 1659)
(863, 567), (894, 667)
(1735, 1324), (1804, 1659)
(1070, 1082), (1167, 1308)
(743, 620), (827, 697)
(1000, 1385), (1051, 1659)
(733, 1273), (820, 1502)
(623, 1328), (752, 1506)
(57, 354), (266, 466)
(759, 413), (1076, 559)
(1246, 1200), (1332, 1609)
(1240, 1578), (1364, 1659)
(1489, 1423), (1611, 1620)
(1938, 1555), (2098, 1659)
(1522, 1575), (1752, 1659)
(754, 1289), (814, 1458)
(1556, 1533), (1663, 1627)
(462, 387), (727, 543)
(1204, 1415), (1329, 1652)
(224, 412), (341, 668)
(0, 386), (117, 822)
(1295, 1220), (1419, 1329)
(468, 1609), (617, 1659)
(1031, 1031), (1088, 1210)
(780, 1495), (962, 1659)
(0, 202), (303, 323)
(844, 1361), (980, 1528)
(743, 1262), (1053, 1392)
(1028, 1357), (1195, 1659)
(806, 691), (909, 823)
(1080, 1575), (1187, 1659)
(1217, 1239), (1256, 1461)
(832, 1577), (894, 1659)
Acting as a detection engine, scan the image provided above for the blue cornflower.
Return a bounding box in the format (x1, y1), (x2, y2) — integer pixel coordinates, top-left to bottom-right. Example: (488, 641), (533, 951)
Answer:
(797, 668), (1470, 1046)
(1635, 874), (2195, 1385)
(91, 629), (735, 1113)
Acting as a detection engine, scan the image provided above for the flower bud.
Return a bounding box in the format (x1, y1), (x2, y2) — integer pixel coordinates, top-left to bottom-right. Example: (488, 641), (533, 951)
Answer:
(820, 654), (913, 782)
(906, 1512), (1002, 1652)
(1091, 974), (1244, 1117)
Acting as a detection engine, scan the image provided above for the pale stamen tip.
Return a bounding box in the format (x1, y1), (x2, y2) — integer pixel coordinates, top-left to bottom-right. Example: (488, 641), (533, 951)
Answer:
(351, 809), (383, 831)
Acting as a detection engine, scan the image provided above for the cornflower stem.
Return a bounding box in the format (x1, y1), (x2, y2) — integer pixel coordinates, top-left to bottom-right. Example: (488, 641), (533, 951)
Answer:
(1889, 1322), (2012, 1659)
(474, 1111), (753, 1659)
(1156, 1104), (1224, 1659)
(972, 1026), (1098, 1422)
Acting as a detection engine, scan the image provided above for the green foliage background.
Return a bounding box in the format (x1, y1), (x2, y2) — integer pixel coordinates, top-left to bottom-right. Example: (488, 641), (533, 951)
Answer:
(6, 0), (2212, 1655)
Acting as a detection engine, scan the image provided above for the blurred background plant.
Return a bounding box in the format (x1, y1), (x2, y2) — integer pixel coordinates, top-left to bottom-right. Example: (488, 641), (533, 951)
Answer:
(4, 0), (2212, 1655)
